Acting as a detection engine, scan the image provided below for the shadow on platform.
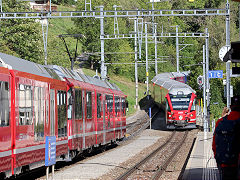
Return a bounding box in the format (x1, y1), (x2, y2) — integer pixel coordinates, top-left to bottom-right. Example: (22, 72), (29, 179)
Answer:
(180, 168), (220, 180)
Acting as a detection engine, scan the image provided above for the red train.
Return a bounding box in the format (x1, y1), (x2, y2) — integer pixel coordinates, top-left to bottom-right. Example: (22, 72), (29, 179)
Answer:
(0, 53), (127, 178)
(151, 72), (197, 129)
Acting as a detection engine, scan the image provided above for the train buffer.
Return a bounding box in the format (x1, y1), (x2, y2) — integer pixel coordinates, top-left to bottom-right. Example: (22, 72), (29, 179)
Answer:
(182, 132), (220, 180)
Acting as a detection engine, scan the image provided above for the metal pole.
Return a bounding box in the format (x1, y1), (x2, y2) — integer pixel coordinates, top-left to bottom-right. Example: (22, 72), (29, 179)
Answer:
(0, 0), (2, 13)
(154, 23), (158, 75)
(205, 28), (210, 108)
(239, 4), (240, 40)
(176, 25), (179, 72)
(42, 19), (49, 65)
(46, 166), (49, 180)
(52, 165), (54, 180)
(203, 45), (207, 132)
(145, 23), (149, 96)
(100, 6), (105, 80)
(134, 19), (139, 109)
(152, 2), (155, 34)
(113, 5), (120, 37)
(149, 107), (152, 129)
(205, 28), (210, 131)
(226, 1), (231, 107)
(49, 0), (51, 12)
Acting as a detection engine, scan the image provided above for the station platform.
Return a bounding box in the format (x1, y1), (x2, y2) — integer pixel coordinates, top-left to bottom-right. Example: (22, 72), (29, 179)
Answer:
(183, 132), (220, 180)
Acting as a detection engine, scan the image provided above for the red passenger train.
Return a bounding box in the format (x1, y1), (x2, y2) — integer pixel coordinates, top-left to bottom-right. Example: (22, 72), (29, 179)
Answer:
(152, 72), (197, 129)
(0, 53), (127, 178)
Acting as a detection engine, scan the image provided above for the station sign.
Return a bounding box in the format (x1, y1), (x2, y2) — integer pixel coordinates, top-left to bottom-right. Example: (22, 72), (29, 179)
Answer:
(208, 70), (223, 79)
(45, 136), (56, 166)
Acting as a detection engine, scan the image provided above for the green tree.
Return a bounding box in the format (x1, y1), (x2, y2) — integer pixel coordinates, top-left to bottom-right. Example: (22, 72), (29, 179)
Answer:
(0, 0), (43, 63)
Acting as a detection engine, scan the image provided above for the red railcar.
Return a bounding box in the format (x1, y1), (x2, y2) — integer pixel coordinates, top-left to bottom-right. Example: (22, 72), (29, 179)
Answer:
(0, 53), (127, 178)
(152, 73), (197, 129)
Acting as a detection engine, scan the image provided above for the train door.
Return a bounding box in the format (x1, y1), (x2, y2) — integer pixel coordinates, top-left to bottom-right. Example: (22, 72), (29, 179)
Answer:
(67, 88), (73, 149)
(96, 93), (104, 145)
(102, 95), (106, 144)
(85, 91), (94, 148)
(82, 90), (86, 149)
(50, 89), (55, 136)
(0, 70), (11, 176)
(74, 88), (83, 150)
(105, 94), (113, 143)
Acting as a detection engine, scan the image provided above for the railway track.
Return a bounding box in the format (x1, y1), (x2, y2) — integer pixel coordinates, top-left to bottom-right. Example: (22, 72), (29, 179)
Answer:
(124, 105), (159, 141)
(116, 130), (189, 180)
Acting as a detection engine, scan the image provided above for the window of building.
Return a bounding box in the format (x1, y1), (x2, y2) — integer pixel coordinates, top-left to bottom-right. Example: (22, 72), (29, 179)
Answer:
(57, 91), (67, 137)
(86, 92), (92, 119)
(19, 84), (33, 125)
(0, 81), (9, 127)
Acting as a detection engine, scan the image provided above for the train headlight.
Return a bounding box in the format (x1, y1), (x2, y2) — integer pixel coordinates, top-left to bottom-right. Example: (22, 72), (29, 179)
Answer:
(179, 115), (183, 120)
(169, 114), (172, 117)
(190, 114), (193, 117)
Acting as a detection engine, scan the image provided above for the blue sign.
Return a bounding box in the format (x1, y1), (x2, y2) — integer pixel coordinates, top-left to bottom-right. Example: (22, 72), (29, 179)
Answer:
(149, 107), (151, 118)
(208, 70), (223, 78)
(45, 136), (56, 166)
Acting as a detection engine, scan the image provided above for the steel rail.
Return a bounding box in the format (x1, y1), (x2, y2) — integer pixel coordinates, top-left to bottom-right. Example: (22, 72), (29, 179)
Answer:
(116, 131), (176, 180)
(122, 105), (159, 144)
(151, 131), (189, 180)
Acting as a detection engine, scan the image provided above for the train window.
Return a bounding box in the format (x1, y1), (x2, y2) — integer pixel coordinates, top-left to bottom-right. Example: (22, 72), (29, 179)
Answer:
(57, 91), (67, 138)
(121, 97), (126, 116)
(115, 96), (120, 117)
(50, 90), (55, 136)
(166, 99), (171, 111)
(34, 87), (45, 141)
(106, 95), (113, 113)
(86, 92), (92, 119)
(67, 89), (73, 119)
(191, 99), (196, 111)
(97, 93), (102, 118)
(75, 89), (82, 119)
(19, 84), (33, 125)
(0, 81), (9, 127)
(169, 94), (191, 110)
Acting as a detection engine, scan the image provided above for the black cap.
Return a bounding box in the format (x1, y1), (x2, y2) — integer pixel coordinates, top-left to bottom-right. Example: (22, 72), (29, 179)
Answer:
(231, 96), (240, 106)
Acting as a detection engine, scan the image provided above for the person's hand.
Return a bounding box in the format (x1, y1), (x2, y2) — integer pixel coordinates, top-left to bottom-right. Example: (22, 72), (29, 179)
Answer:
(222, 107), (230, 117)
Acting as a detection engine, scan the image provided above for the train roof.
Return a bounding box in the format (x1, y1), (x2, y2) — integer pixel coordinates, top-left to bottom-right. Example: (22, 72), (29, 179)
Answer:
(154, 71), (190, 79)
(0, 52), (59, 79)
(49, 65), (121, 91)
(152, 76), (196, 94)
(0, 52), (122, 92)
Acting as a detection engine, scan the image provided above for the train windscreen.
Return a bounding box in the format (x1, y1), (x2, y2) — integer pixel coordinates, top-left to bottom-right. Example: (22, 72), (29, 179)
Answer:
(169, 94), (192, 110)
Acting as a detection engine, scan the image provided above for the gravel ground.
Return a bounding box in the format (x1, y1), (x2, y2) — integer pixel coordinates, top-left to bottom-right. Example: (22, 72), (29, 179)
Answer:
(160, 129), (198, 180)
(42, 129), (169, 180)
(98, 130), (172, 180)
(126, 110), (148, 125)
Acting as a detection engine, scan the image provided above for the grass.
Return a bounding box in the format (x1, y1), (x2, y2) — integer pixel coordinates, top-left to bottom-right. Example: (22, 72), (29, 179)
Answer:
(82, 68), (147, 116)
